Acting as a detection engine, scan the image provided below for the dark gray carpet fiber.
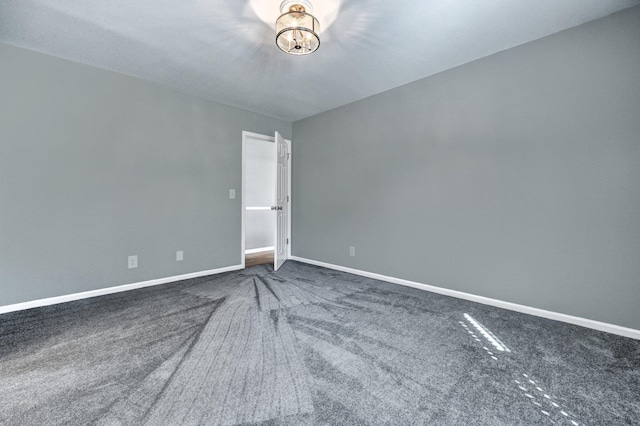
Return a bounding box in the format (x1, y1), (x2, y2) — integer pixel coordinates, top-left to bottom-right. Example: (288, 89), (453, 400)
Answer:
(1, 261), (639, 425)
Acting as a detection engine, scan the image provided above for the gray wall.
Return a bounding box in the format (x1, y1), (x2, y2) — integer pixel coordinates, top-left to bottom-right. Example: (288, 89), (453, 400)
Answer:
(292, 8), (640, 329)
(0, 42), (291, 306)
(244, 137), (275, 250)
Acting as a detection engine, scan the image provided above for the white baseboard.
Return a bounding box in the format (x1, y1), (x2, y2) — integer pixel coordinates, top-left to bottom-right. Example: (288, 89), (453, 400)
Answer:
(0, 264), (243, 315)
(245, 246), (275, 254)
(289, 256), (640, 340)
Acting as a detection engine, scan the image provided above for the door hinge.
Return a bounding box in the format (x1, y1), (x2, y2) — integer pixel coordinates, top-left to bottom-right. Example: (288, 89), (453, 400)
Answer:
(287, 153), (290, 160)
(286, 238), (289, 244)
(287, 195), (289, 202)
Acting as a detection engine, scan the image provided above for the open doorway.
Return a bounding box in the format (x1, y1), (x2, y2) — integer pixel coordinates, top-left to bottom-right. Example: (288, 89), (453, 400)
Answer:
(241, 131), (291, 270)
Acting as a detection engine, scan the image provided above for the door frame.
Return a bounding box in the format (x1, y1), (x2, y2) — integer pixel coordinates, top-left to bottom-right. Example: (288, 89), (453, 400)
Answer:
(241, 131), (292, 269)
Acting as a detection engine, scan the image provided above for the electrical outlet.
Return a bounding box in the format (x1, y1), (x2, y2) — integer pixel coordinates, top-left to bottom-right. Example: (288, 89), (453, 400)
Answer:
(349, 246), (355, 257)
(176, 250), (184, 261)
(128, 255), (138, 269)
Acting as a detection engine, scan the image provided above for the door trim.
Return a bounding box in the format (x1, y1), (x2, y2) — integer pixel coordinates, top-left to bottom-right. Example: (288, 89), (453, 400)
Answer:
(241, 131), (291, 269)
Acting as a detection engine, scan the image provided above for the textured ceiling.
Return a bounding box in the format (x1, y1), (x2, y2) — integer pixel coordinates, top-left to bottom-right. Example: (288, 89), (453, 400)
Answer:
(1, 0), (638, 121)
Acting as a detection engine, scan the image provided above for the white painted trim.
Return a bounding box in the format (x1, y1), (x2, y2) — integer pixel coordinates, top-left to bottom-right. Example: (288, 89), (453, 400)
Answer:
(241, 131), (276, 268)
(241, 131), (275, 143)
(241, 131), (291, 270)
(245, 246), (275, 254)
(0, 265), (243, 315)
(289, 256), (640, 340)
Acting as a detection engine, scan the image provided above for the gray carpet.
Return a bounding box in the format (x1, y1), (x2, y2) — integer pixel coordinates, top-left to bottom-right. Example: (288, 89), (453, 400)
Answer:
(1, 261), (638, 425)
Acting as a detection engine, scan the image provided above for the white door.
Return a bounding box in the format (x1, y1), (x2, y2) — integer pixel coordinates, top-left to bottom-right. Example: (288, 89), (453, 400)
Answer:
(273, 131), (288, 271)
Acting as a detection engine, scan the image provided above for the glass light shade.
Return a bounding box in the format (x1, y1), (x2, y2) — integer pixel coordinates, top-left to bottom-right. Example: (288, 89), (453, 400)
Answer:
(275, 7), (320, 55)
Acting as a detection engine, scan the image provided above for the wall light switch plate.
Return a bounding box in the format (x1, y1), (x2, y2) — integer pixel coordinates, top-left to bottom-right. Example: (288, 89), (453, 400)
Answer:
(229, 189), (236, 199)
(128, 255), (138, 269)
(349, 246), (356, 257)
(176, 250), (184, 261)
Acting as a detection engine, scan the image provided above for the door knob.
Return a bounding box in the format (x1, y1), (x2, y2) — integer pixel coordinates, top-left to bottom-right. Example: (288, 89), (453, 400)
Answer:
(271, 206), (283, 211)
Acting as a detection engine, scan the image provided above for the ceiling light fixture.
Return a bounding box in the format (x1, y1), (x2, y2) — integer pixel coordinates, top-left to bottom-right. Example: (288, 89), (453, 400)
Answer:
(275, 0), (320, 55)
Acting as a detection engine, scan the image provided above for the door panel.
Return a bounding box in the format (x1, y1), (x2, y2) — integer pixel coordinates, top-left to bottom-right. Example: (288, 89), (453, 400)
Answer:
(274, 132), (288, 271)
